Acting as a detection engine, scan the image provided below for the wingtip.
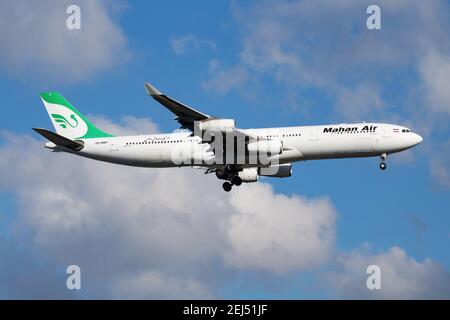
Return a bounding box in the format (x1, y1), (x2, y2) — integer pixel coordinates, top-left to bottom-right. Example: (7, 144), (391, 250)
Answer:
(32, 127), (52, 136)
(144, 82), (162, 96)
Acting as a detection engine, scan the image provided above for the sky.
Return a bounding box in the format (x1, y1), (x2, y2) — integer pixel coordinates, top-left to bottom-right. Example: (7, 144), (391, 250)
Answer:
(0, 0), (450, 299)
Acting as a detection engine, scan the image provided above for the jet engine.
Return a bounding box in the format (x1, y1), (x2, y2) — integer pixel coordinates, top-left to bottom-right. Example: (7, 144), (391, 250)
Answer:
(258, 163), (292, 178)
(238, 168), (258, 182)
(197, 119), (235, 133)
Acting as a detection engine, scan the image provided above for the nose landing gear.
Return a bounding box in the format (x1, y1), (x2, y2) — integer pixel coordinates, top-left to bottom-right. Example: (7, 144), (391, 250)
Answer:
(380, 153), (387, 171)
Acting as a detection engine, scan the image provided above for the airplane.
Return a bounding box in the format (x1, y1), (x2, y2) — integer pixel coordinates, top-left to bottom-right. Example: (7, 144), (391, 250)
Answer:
(33, 82), (423, 192)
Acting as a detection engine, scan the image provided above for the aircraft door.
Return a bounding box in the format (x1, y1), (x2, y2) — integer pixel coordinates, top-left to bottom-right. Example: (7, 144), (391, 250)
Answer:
(109, 140), (118, 152)
(309, 129), (318, 142)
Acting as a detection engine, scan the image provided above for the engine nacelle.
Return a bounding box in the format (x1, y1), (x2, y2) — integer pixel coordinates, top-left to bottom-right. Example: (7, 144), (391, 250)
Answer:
(247, 140), (283, 155)
(238, 168), (258, 182)
(258, 164), (292, 178)
(197, 119), (235, 133)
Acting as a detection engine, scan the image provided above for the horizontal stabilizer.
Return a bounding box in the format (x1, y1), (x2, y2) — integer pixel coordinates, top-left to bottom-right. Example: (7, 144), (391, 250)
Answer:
(32, 128), (84, 151)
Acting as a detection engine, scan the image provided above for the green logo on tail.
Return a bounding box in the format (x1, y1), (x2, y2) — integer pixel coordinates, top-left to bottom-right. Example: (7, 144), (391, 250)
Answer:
(51, 113), (79, 129)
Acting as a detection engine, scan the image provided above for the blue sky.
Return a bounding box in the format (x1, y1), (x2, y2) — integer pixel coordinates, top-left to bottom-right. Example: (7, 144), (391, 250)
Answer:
(0, 0), (449, 299)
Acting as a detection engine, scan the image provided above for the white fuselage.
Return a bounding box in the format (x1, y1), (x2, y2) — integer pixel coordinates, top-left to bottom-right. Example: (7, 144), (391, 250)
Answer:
(53, 123), (422, 168)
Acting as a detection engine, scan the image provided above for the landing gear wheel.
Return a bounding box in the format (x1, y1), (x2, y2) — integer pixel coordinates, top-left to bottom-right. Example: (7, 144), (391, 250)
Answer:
(222, 182), (232, 192)
(379, 153), (387, 171)
(232, 176), (242, 186)
(215, 169), (226, 179)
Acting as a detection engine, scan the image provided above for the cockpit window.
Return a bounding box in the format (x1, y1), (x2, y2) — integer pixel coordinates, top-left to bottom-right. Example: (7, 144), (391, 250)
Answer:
(402, 129), (411, 133)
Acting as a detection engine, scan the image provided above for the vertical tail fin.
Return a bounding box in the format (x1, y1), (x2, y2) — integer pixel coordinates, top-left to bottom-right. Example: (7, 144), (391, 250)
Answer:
(40, 92), (113, 139)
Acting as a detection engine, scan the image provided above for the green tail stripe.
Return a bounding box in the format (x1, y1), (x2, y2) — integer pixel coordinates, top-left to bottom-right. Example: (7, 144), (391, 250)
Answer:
(41, 92), (114, 139)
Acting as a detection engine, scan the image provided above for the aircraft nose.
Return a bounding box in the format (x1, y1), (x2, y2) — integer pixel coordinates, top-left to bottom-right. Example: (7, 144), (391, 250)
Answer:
(412, 133), (423, 146)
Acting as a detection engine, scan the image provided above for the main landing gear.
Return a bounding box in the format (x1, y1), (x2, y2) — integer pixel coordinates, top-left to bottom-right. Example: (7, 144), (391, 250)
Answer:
(232, 175), (242, 186)
(379, 153), (387, 171)
(222, 175), (242, 192)
(219, 165), (242, 192)
(222, 182), (232, 192)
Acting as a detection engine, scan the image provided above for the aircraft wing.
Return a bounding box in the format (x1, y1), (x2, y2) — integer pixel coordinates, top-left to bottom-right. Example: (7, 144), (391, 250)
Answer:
(144, 82), (259, 141)
(144, 82), (211, 130)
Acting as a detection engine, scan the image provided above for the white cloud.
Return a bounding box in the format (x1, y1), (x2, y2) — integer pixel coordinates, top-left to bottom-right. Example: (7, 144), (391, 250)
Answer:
(335, 84), (384, 121)
(430, 141), (450, 189)
(0, 116), (337, 298)
(419, 51), (450, 115)
(206, 0), (450, 123)
(111, 270), (212, 299)
(324, 245), (450, 299)
(0, 237), (74, 299)
(1, 118), (448, 298)
(170, 34), (216, 55)
(0, 0), (129, 83)
(202, 64), (250, 96)
(225, 183), (335, 273)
